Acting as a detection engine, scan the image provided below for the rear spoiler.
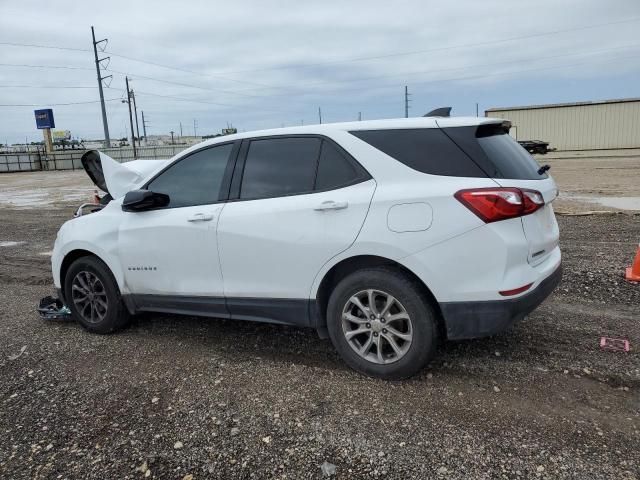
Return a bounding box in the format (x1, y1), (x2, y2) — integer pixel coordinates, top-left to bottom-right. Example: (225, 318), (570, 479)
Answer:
(424, 107), (451, 117)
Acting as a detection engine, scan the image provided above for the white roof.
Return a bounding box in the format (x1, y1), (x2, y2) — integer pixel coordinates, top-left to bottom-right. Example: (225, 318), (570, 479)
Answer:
(194, 116), (502, 149)
(95, 116), (503, 198)
(155, 116), (505, 168)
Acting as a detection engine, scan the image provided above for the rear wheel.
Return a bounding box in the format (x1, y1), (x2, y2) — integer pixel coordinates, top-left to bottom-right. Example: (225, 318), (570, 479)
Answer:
(327, 267), (438, 379)
(64, 256), (130, 334)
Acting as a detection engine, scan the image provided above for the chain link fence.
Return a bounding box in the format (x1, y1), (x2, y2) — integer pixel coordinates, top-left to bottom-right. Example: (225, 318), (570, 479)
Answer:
(0, 145), (188, 173)
(0, 153), (43, 172)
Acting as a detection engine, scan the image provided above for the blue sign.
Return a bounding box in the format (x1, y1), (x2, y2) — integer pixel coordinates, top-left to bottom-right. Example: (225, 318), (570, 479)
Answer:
(34, 109), (55, 129)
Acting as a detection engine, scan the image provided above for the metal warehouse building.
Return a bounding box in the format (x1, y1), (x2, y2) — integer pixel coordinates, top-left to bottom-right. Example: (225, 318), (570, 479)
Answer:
(485, 98), (640, 152)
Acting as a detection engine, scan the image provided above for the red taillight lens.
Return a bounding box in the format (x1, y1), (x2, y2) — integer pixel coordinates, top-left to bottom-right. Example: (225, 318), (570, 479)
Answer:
(499, 283), (533, 296)
(455, 187), (544, 223)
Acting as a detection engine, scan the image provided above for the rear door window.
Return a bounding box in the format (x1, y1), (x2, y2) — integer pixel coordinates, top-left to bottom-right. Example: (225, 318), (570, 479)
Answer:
(350, 128), (487, 177)
(315, 140), (366, 191)
(240, 137), (321, 200)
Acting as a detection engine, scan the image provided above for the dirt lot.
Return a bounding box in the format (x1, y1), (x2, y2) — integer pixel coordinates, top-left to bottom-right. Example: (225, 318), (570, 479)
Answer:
(0, 164), (639, 479)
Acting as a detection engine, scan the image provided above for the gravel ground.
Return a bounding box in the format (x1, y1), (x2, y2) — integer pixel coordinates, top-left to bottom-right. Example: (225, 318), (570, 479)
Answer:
(0, 205), (638, 479)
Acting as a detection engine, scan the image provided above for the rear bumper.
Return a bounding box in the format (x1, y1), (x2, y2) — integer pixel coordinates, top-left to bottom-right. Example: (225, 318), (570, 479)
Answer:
(440, 263), (562, 340)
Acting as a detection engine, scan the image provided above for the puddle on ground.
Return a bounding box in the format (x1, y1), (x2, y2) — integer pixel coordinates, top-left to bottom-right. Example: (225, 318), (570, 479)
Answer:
(0, 187), (94, 208)
(562, 194), (640, 211)
(0, 241), (26, 247)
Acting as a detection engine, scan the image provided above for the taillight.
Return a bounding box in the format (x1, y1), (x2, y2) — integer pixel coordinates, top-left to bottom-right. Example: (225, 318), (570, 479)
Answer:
(455, 187), (544, 223)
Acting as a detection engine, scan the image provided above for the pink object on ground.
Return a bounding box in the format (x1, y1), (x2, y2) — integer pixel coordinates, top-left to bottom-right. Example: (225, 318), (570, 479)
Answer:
(600, 337), (630, 352)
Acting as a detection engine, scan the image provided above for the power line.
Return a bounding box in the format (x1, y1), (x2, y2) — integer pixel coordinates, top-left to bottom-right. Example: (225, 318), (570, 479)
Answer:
(0, 41), (90, 53)
(0, 62), (264, 99)
(0, 62), (259, 99)
(2, 50), (638, 117)
(0, 40), (272, 89)
(216, 16), (640, 75)
(0, 98), (121, 107)
(103, 51), (274, 89)
(5, 42), (637, 106)
(1, 16), (637, 85)
(126, 90), (294, 115)
(128, 90), (237, 108)
(231, 43), (640, 95)
(0, 63), (94, 71)
(105, 68), (266, 99)
(0, 84), (95, 88)
(307, 51), (640, 103)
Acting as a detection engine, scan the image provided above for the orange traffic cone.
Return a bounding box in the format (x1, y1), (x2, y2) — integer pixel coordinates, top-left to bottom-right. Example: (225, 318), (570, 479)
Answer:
(625, 244), (640, 282)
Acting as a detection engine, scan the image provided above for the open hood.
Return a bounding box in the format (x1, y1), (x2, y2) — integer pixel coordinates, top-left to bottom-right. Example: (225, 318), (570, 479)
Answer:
(81, 150), (170, 199)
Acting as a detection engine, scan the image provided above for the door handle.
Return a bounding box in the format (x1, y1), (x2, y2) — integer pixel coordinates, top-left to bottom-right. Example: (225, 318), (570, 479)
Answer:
(314, 200), (348, 211)
(187, 213), (214, 222)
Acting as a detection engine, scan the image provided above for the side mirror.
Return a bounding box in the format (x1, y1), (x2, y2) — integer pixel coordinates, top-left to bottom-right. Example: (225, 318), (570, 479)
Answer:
(122, 190), (170, 212)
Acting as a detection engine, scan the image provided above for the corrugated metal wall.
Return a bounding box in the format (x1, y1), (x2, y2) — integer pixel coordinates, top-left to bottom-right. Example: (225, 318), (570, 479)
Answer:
(485, 100), (640, 151)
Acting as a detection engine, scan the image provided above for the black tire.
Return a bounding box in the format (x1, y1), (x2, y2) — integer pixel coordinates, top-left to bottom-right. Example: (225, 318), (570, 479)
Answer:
(64, 256), (130, 334)
(326, 267), (438, 379)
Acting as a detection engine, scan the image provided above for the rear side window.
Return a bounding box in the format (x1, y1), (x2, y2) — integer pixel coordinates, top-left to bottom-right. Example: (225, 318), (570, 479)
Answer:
(350, 128), (487, 177)
(315, 140), (362, 191)
(147, 143), (233, 208)
(241, 137), (321, 200)
(443, 124), (547, 180)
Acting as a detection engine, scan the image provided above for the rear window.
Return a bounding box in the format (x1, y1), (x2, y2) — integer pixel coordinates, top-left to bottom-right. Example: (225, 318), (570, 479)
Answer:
(351, 124), (547, 180)
(443, 124), (547, 180)
(350, 128), (486, 177)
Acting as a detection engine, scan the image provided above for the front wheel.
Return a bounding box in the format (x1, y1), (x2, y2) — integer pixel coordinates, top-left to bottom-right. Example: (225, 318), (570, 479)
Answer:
(326, 267), (438, 379)
(64, 256), (130, 334)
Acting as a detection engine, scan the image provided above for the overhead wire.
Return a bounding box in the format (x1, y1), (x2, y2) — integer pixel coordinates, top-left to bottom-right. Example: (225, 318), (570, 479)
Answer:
(0, 98), (121, 107)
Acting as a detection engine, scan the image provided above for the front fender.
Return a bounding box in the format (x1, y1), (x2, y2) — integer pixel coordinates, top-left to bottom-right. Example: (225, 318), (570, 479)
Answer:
(52, 206), (124, 292)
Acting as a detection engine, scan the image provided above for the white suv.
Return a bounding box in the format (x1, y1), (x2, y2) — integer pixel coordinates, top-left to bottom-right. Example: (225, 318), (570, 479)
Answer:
(51, 116), (561, 379)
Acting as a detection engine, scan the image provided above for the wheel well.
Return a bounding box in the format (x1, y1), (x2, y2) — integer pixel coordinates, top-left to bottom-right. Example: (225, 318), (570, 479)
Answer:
(60, 249), (96, 289)
(315, 255), (444, 333)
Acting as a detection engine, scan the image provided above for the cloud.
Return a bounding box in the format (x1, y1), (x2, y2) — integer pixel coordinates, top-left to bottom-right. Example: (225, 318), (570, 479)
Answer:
(0, 0), (639, 143)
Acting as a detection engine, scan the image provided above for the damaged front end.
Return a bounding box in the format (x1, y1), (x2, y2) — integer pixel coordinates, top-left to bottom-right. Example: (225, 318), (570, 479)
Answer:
(73, 150), (169, 218)
(38, 150), (171, 321)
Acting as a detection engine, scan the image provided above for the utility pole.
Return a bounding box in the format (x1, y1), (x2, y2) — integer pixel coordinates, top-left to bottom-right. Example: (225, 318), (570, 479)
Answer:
(141, 111), (148, 141)
(404, 85), (411, 118)
(179, 122), (183, 137)
(475, 102), (479, 117)
(131, 90), (141, 147)
(91, 26), (112, 147)
(318, 107), (322, 124)
(124, 77), (137, 159)
(193, 119), (198, 137)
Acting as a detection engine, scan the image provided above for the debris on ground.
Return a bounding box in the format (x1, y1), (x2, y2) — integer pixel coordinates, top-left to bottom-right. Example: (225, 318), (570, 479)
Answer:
(320, 461), (336, 477)
(600, 337), (631, 352)
(8, 345), (26, 361)
(0, 195), (638, 478)
(37, 296), (71, 321)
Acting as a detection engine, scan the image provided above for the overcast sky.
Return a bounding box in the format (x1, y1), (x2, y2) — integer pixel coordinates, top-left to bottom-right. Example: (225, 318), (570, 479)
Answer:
(1, 0), (639, 144)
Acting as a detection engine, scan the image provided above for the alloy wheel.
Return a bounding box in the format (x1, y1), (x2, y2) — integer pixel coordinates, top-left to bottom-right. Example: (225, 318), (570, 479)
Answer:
(71, 271), (108, 324)
(341, 289), (413, 364)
